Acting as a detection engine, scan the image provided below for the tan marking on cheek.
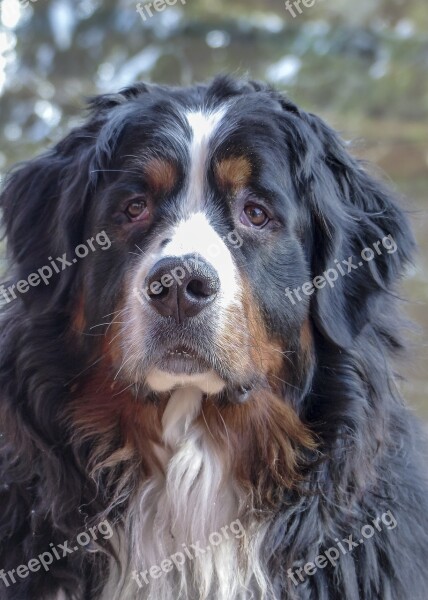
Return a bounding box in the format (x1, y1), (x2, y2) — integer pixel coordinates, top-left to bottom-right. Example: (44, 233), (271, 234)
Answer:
(241, 280), (284, 381)
(71, 293), (86, 334)
(300, 318), (313, 357)
(144, 157), (178, 195)
(102, 292), (133, 366)
(291, 318), (315, 392)
(212, 278), (284, 384)
(215, 156), (252, 193)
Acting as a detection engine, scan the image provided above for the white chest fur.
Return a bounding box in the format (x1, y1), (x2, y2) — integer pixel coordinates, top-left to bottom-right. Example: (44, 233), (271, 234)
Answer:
(101, 387), (272, 600)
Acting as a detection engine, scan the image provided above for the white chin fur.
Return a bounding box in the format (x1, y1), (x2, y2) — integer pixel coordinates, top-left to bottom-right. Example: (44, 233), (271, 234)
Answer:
(145, 368), (226, 395)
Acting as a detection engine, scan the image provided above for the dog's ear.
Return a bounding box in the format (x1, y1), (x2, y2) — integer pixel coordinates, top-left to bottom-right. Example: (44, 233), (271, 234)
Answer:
(0, 89), (144, 307)
(0, 124), (99, 308)
(295, 111), (415, 348)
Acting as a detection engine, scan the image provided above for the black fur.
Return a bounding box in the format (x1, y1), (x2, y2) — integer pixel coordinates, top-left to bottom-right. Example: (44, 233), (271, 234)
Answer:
(0, 76), (427, 599)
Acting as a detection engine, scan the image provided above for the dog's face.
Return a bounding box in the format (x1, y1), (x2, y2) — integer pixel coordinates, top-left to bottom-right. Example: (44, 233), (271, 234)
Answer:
(1, 77), (411, 411)
(85, 92), (312, 401)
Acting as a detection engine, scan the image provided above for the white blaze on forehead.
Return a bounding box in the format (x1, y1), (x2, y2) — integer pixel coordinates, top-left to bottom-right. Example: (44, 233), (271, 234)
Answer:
(185, 108), (227, 212)
(161, 211), (240, 309)
(128, 107), (228, 284)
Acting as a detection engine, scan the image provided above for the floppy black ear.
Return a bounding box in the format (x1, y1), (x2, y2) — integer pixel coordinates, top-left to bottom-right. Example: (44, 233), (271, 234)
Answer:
(0, 129), (96, 308)
(295, 111), (416, 348)
(0, 90), (137, 308)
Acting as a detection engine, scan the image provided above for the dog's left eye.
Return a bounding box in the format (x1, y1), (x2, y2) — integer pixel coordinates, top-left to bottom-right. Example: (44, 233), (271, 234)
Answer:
(241, 204), (270, 228)
(125, 198), (149, 222)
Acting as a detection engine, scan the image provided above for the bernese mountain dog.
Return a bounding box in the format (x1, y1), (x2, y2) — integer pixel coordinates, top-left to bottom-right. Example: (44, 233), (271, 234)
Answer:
(0, 76), (427, 600)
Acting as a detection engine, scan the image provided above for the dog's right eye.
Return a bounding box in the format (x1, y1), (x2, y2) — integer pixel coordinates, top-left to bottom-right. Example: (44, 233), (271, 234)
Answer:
(241, 204), (270, 228)
(125, 198), (149, 222)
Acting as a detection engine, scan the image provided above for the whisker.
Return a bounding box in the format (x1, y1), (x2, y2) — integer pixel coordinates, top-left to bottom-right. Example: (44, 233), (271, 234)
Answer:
(89, 321), (126, 330)
(112, 381), (137, 397)
(114, 353), (135, 381)
(65, 355), (105, 385)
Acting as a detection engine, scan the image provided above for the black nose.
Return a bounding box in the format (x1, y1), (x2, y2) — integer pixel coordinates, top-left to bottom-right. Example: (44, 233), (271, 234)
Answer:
(144, 254), (220, 322)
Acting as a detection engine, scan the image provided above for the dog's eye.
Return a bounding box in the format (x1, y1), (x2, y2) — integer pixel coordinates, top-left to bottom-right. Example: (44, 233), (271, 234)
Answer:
(125, 198), (149, 222)
(241, 204), (270, 228)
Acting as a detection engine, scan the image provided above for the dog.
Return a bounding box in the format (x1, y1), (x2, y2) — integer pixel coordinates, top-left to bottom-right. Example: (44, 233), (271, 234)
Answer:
(0, 76), (427, 600)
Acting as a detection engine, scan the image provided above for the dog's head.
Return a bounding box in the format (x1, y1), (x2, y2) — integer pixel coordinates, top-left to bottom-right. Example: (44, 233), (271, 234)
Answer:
(0, 77), (413, 410)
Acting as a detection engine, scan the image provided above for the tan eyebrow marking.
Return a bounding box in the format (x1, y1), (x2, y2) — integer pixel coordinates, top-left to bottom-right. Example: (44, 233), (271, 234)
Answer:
(143, 157), (178, 195)
(215, 156), (252, 193)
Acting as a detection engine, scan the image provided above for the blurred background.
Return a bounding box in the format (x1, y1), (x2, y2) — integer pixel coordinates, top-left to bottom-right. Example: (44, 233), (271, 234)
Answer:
(0, 0), (427, 416)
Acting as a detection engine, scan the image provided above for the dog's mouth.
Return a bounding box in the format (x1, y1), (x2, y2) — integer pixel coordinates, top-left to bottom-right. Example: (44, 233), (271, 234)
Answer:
(156, 345), (211, 375)
(142, 340), (265, 400)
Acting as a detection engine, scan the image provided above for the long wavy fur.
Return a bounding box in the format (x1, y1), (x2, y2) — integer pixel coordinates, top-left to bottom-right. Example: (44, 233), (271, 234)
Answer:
(0, 76), (427, 599)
